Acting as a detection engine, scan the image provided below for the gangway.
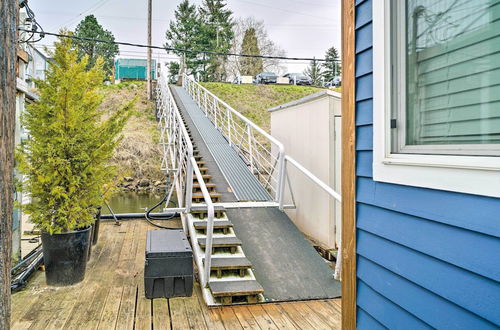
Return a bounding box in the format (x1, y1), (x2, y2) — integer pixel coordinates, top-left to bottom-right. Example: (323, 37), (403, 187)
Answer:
(156, 72), (342, 306)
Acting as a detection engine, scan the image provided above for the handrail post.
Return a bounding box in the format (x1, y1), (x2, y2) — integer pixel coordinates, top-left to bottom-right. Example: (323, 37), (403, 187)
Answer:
(185, 154), (193, 213)
(277, 151), (286, 209)
(204, 202), (214, 286)
(227, 108), (232, 146)
(214, 98), (218, 128)
(247, 125), (254, 173)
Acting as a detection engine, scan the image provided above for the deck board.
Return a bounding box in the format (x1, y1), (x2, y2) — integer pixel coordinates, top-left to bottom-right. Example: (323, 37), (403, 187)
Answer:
(11, 220), (341, 329)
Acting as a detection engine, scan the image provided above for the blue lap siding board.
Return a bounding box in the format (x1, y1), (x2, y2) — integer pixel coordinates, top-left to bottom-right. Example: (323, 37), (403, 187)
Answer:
(353, 0), (500, 329)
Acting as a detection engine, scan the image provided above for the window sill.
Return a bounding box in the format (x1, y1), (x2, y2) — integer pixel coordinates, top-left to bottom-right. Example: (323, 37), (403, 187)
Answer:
(373, 154), (500, 198)
(381, 154), (500, 171)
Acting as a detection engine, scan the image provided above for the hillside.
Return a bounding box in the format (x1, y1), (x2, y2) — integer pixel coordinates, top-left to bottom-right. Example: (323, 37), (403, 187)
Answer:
(201, 83), (324, 132)
(99, 81), (163, 192)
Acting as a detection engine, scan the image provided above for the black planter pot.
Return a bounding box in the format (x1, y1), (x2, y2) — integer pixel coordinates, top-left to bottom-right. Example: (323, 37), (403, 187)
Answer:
(92, 206), (102, 246)
(41, 227), (91, 286)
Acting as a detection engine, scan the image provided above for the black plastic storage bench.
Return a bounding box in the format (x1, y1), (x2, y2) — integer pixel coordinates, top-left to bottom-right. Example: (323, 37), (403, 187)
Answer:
(144, 229), (193, 299)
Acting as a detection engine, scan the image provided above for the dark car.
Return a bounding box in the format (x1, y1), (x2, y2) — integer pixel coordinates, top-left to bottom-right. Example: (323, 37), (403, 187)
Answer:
(283, 73), (312, 85)
(255, 72), (278, 84)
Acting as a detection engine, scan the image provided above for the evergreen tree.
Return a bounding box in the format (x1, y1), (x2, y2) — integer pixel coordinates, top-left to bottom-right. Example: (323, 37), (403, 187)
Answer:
(74, 15), (119, 79)
(165, 0), (202, 76)
(17, 36), (132, 234)
(322, 46), (341, 81)
(198, 0), (234, 81)
(304, 58), (323, 86)
(240, 28), (263, 76)
(167, 61), (180, 84)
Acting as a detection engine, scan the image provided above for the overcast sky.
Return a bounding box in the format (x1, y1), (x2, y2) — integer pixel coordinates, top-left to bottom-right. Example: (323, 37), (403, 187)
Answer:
(30, 0), (340, 74)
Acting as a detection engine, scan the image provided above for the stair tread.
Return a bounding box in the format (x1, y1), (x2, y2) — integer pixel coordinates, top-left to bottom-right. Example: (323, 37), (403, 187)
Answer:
(192, 192), (221, 198)
(191, 205), (225, 212)
(193, 183), (216, 188)
(194, 174), (212, 179)
(198, 237), (241, 247)
(209, 280), (264, 297)
(203, 257), (252, 269)
(193, 220), (233, 229)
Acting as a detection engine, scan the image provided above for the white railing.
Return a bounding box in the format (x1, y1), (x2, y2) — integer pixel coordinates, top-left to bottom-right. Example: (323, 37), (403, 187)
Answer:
(183, 74), (286, 203)
(181, 74), (344, 279)
(156, 73), (215, 287)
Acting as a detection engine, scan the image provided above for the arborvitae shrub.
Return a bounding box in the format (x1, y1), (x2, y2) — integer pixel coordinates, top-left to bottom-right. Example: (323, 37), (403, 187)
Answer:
(18, 36), (133, 234)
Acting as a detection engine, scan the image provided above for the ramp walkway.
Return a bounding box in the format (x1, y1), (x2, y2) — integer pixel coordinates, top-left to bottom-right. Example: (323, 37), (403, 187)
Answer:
(172, 86), (271, 202)
(169, 84), (341, 303)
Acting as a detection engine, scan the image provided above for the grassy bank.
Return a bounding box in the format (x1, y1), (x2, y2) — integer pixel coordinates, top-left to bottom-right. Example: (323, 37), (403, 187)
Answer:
(201, 83), (324, 132)
(99, 81), (163, 191)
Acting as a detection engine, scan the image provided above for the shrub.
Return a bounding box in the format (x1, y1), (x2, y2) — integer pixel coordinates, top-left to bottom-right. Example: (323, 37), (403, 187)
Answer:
(17, 36), (133, 234)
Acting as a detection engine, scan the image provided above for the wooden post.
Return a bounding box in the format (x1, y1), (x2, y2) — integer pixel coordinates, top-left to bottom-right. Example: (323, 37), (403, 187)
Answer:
(146, 0), (152, 100)
(341, 0), (356, 329)
(0, 0), (17, 327)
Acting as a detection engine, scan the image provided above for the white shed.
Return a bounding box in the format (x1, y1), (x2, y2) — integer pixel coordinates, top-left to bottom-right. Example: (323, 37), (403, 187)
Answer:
(269, 90), (341, 249)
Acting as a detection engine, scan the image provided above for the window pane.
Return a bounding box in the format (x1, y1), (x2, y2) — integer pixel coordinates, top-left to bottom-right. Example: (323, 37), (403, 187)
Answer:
(405, 0), (500, 145)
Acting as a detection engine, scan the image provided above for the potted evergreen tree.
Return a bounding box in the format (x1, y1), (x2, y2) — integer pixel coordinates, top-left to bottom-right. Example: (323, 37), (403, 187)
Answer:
(17, 36), (132, 286)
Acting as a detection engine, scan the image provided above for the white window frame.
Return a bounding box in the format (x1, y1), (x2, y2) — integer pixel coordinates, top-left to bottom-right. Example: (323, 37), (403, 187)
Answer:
(372, 0), (500, 198)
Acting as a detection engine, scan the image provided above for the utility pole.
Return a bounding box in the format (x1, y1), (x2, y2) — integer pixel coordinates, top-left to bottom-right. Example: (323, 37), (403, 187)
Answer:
(1, 0), (17, 327)
(146, 0), (152, 100)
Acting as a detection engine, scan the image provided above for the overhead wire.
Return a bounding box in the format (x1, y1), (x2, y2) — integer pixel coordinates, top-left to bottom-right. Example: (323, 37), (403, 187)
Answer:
(18, 29), (340, 63)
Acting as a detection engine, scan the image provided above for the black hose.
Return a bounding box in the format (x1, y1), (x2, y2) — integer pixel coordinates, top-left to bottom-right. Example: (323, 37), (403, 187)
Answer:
(144, 173), (181, 229)
(145, 196), (179, 229)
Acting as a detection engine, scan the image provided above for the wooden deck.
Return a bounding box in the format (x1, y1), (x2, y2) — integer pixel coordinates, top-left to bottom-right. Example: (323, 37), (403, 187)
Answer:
(11, 220), (341, 329)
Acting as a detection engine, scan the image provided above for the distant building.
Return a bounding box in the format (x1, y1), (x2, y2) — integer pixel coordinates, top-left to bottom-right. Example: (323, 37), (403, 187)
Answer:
(14, 12), (49, 261)
(114, 58), (157, 81)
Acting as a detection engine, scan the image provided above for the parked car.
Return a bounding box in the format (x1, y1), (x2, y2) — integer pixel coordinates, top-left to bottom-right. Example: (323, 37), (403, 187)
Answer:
(255, 72), (278, 84)
(325, 76), (341, 88)
(283, 73), (312, 85)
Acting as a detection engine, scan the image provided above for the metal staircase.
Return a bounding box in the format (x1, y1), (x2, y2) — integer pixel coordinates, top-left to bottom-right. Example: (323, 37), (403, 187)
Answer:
(156, 76), (265, 305)
(155, 72), (342, 306)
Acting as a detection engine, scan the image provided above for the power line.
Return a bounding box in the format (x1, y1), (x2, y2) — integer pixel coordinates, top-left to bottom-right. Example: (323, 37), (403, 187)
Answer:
(20, 29), (339, 62)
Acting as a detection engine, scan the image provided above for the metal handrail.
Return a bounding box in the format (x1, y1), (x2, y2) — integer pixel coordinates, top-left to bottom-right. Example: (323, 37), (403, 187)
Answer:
(191, 157), (215, 287)
(156, 71), (215, 287)
(178, 74), (344, 279)
(183, 74), (286, 203)
(283, 155), (342, 203)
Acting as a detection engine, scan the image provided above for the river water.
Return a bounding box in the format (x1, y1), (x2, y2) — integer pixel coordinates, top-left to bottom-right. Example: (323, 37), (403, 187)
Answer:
(102, 192), (165, 214)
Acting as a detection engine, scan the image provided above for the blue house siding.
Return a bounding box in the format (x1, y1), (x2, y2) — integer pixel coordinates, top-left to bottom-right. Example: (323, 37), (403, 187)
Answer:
(353, 0), (500, 329)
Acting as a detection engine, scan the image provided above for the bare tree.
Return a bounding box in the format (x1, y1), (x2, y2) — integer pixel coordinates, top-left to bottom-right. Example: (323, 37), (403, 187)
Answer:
(1, 0), (17, 327)
(226, 17), (286, 80)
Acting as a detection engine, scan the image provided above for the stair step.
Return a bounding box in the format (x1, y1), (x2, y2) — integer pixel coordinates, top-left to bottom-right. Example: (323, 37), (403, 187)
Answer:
(203, 257), (252, 278)
(196, 161), (206, 166)
(193, 183), (216, 193)
(198, 237), (241, 254)
(194, 155), (203, 161)
(193, 182), (216, 189)
(194, 174), (212, 183)
(198, 167), (209, 174)
(209, 280), (264, 305)
(191, 207), (226, 219)
(192, 192), (221, 203)
(193, 220), (233, 234)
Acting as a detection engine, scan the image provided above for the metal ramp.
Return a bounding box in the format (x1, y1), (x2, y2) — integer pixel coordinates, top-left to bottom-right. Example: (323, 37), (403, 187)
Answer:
(156, 73), (342, 306)
(171, 86), (271, 202)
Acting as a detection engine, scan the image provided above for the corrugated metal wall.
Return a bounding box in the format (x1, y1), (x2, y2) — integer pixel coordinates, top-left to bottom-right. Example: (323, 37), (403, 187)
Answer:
(354, 0), (500, 328)
(115, 59), (156, 80)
